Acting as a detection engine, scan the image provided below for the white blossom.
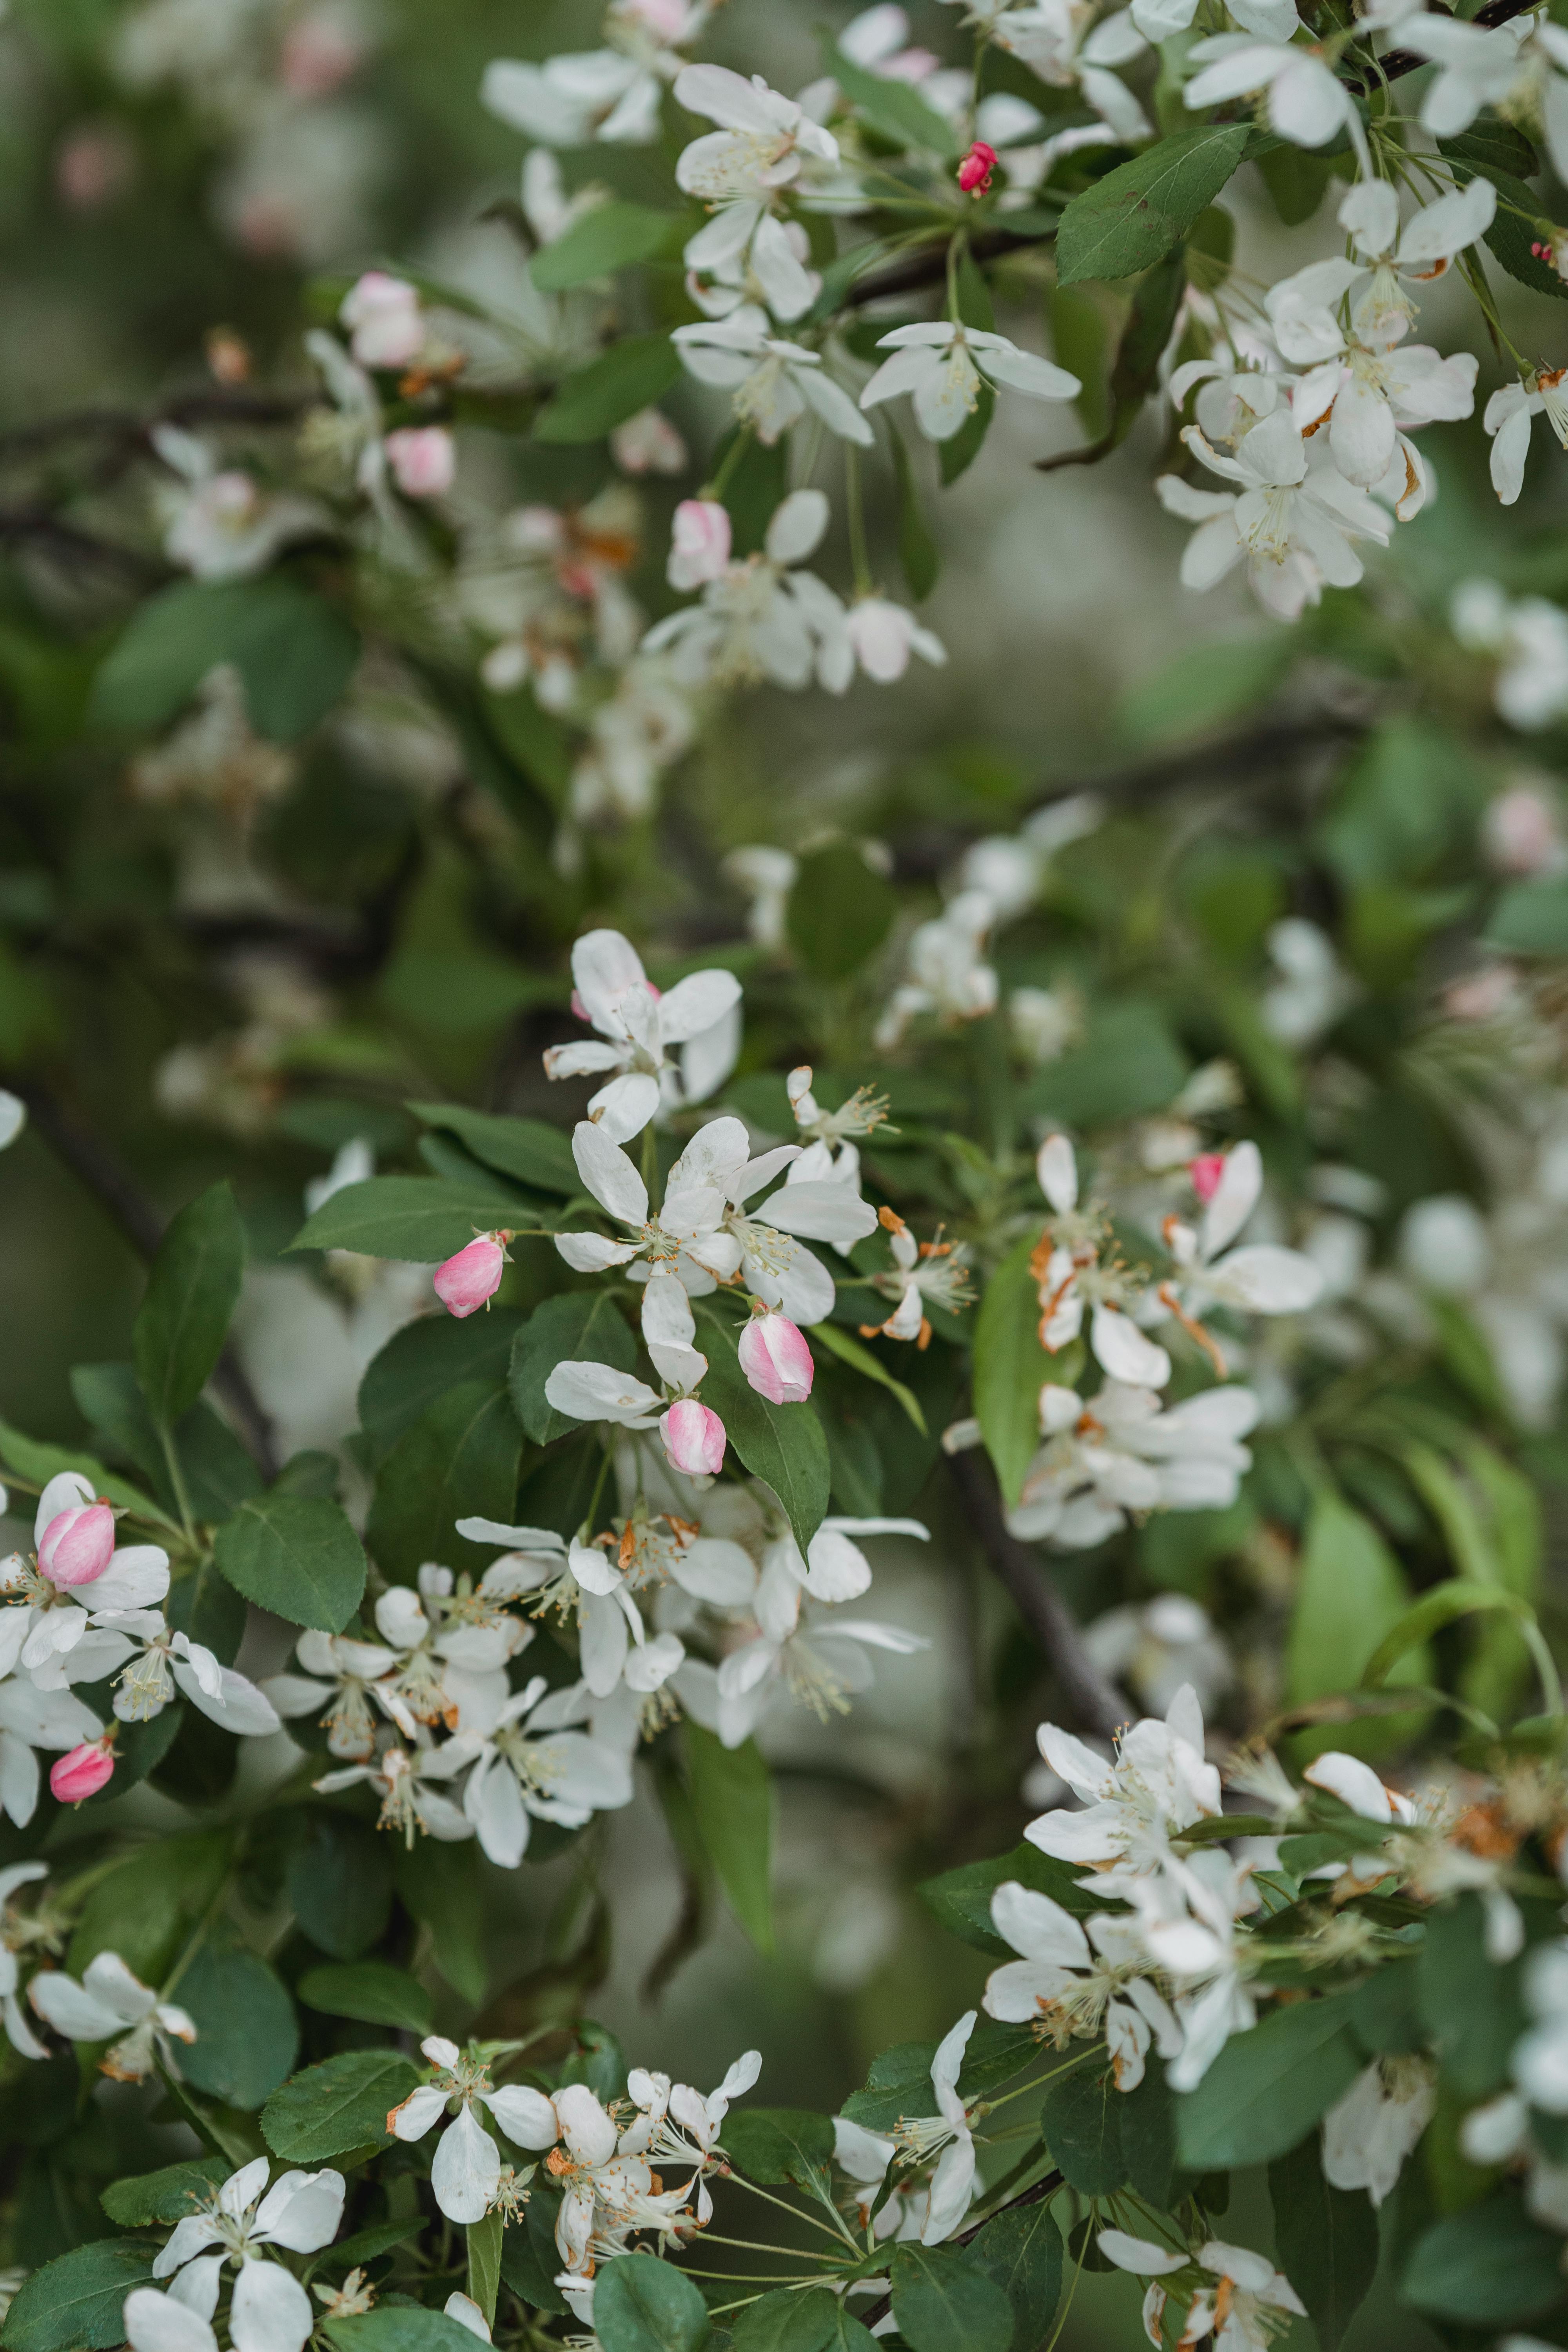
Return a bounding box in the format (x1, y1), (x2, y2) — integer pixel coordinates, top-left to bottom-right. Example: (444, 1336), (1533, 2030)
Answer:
(29, 1951), (197, 2081)
(543, 928), (741, 1143)
(672, 308), (872, 445)
(860, 321), (1078, 443)
(1157, 412), (1391, 623)
(642, 490), (853, 692)
(673, 66), (839, 321)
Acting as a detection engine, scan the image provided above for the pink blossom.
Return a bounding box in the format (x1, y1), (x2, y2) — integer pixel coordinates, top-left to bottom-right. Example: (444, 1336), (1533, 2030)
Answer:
(38, 1501), (116, 1588)
(385, 427), (456, 499)
(738, 1314), (815, 1404)
(620, 0), (693, 36)
(1188, 1153), (1227, 1205)
(50, 1740), (115, 1804)
(668, 500), (732, 592)
(844, 598), (947, 684)
(958, 140), (998, 195)
(1483, 784), (1565, 877)
(433, 1232), (511, 1318)
(610, 407), (689, 476)
(661, 1398), (726, 1477)
(55, 125), (135, 213)
(339, 272), (424, 370)
(281, 10), (368, 97)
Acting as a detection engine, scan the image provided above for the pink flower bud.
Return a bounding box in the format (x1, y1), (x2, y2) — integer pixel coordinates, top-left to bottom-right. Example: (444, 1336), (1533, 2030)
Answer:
(339, 271), (424, 369)
(660, 1399), (726, 1477)
(384, 426), (455, 499)
(668, 500), (732, 592)
(433, 1232), (511, 1318)
(957, 140), (997, 195)
(38, 1501), (116, 1587)
(738, 1314), (815, 1405)
(50, 1739), (115, 1804)
(1188, 1154), (1226, 1205)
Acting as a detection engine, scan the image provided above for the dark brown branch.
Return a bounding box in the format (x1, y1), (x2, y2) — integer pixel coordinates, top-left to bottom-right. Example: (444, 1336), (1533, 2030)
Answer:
(855, 2169), (1066, 2329)
(9, 1082), (280, 1481)
(0, 390), (307, 469)
(0, 506), (164, 583)
(844, 224), (1057, 308)
(947, 1451), (1129, 1739)
(1347, 0), (1539, 89)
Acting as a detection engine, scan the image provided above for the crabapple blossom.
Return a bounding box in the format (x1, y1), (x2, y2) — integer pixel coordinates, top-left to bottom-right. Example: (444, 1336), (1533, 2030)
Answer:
(147, 2154), (345, 2352)
(957, 139), (996, 193)
(36, 1494), (116, 1588)
(1453, 579), (1568, 730)
(862, 1208), (973, 1345)
(1026, 1684), (1220, 1886)
(29, 1950), (196, 2080)
(1322, 2059), (1438, 2205)
(672, 310), (872, 445)
(383, 426), (454, 499)
(0, 1862), (49, 2061)
(991, 2), (1151, 143)
(543, 927), (742, 1141)
(673, 66), (838, 321)
(339, 271), (423, 368)
(1485, 370), (1568, 506)
(984, 1880), (1180, 2090)
(1183, 34), (1368, 162)
(642, 489), (853, 692)
(875, 889), (998, 1045)
(389, 2036), (570, 2223)
(421, 1677), (633, 1868)
(667, 499), (731, 590)
(611, 406), (688, 474)
(1157, 413), (1390, 622)
(151, 427), (325, 581)
(859, 321), (1079, 443)
(844, 597), (947, 683)
(433, 1231), (510, 1317)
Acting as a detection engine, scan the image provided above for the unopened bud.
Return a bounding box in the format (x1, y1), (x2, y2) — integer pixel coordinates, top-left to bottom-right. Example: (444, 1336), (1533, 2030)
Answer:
(1188, 1153), (1226, 1205)
(38, 1500), (116, 1587)
(433, 1232), (511, 1318)
(384, 426), (455, 499)
(660, 1398), (726, 1478)
(957, 140), (997, 196)
(668, 499), (732, 592)
(51, 1735), (116, 1804)
(738, 1313), (815, 1405)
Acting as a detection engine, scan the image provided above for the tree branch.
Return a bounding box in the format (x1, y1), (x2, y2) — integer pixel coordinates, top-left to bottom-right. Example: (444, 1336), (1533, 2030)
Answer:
(844, 223), (1056, 308)
(947, 1451), (1129, 1739)
(1347, 0), (1539, 88)
(10, 1082), (280, 1480)
(0, 506), (165, 583)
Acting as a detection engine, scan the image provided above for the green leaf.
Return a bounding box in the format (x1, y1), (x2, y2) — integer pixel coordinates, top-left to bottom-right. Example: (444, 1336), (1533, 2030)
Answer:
(938, 381), (993, 487)
(287, 1813), (392, 1959)
(786, 842), (897, 981)
(0, 2239), (157, 2352)
(1118, 2062), (1176, 2207)
(290, 1176), (524, 1261)
(260, 2047), (418, 2163)
(534, 335), (681, 443)
(889, 2245), (1015, 2352)
(393, 1839), (489, 2002)
(722, 2109), (835, 2190)
(1038, 250), (1186, 471)
(1255, 142), (1336, 226)
(366, 1381), (521, 1586)
(1401, 2197), (1565, 2325)
(409, 1103), (577, 1194)
(1486, 877), (1568, 954)
(1285, 1491), (1433, 1760)
(919, 1841), (1101, 1958)
(100, 2158), (228, 2227)
(466, 2209), (503, 2329)
(325, 2312), (497, 2352)
(214, 1491), (366, 1632)
(177, 1945), (299, 2111)
(828, 43), (957, 154)
(684, 1722), (774, 1953)
(298, 1960), (434, 2033)
(91, 579), (359, 744)
(510, 1291), (636, 1444)
(358, 1309), (522, 1450)
(808, 1322), (926, 1433)
(888, 421), (939, 602)
(500, 2206), (569, 2314)
(1043, 2065), (1127, 2196)
(973, 1232), (1062, 1508)
(133, 1181), (245, 1429)
(1361, 1577), (1559, 1716)
(70, 1829), (233, 1981)
(592, 2250), (711, 2352)
(1175, 1994), (1363, 2169)
(1439, 139), (1566, 303)
(530, 203), (688, 291)
(731, 2291), (878, 2352)
(1022, 1000), (1189, 1127)
(1418, 1893), (1526, 2102)
(965, 2196), (1062, 2347)
(72, 1363), (263, 1523)
(692, 1308), (830, 1555)
(1056, 124), (1250, 285)
(0, 1420), (175, 1530)
(1119, 636), (1294, 748)
(1269, 2134), (1378, 2352)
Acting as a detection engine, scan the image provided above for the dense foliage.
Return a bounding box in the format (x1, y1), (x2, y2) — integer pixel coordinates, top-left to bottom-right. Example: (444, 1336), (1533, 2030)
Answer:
(5, 0), (1568, 2349)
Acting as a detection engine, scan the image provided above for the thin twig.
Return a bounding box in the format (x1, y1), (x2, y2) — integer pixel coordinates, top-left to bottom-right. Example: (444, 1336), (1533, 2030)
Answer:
(947, 1452), (1128, 1738)
(9, 1080), (280, 1479)
(0, 506), (163, 582)
(1347, 0), (1540, 89)
(845, 224), (1056, 308)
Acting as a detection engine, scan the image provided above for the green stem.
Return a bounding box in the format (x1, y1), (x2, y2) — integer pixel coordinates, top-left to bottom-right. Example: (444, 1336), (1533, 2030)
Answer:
(705, 426), (753, 501)
(844, 443), (873, 596)
(158, 1422), (198, 1546)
